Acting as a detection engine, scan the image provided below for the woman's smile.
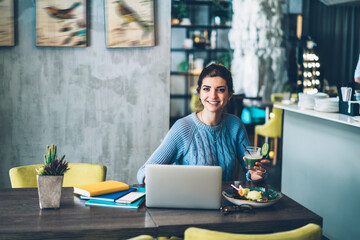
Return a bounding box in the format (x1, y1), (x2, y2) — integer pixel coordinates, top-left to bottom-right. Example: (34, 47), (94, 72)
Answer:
(200, 76), (231, 113)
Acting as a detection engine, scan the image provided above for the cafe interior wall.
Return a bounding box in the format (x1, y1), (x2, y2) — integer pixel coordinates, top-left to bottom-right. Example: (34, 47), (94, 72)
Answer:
(0, 0), (171, 188)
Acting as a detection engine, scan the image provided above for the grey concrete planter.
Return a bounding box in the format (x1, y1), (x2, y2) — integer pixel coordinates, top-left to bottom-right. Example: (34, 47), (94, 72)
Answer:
(37, 175), (63, 209)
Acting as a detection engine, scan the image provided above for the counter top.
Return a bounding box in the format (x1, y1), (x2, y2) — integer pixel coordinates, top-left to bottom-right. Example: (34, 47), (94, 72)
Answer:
(274, 104), (360, 128)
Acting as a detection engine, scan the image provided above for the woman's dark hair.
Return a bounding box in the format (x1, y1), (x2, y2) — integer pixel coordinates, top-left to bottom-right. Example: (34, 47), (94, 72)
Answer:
(196, 63), (234, 94)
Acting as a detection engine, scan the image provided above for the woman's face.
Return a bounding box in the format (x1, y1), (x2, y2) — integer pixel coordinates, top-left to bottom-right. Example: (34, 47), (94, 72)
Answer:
(199, 76), (232, 113)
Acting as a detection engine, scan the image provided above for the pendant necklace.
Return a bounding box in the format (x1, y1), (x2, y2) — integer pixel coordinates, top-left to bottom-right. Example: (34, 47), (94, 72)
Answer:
(199, 111), (223, 143)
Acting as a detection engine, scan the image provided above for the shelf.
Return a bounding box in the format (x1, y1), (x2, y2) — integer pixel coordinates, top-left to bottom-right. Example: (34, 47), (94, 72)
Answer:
(171, 24), (232, 29)
(170, 94), (192, 99)
(171, 48), (233, 52)
(171, 71), (200, 76)
(170, 0), (233, 126)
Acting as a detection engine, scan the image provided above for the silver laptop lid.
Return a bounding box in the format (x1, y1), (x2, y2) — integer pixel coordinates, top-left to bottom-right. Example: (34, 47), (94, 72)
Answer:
(145, 165), (222, 209)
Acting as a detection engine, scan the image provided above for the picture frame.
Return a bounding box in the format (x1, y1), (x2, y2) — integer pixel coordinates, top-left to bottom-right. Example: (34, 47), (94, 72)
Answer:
(104, 0), (155, 48)
(0, 0), (15, 46)
(35, 0), (87, 47)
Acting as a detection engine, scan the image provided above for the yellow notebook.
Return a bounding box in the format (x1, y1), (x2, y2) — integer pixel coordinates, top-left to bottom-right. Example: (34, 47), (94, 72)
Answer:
(73, 180), (129, 197)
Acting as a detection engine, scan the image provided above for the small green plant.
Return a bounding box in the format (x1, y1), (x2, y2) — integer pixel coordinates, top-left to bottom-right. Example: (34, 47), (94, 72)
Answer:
(171, 0), (188, 20)
(37, 145), (69, 176)
(283, 82), (295, 93)
(216, 52), (232, 69)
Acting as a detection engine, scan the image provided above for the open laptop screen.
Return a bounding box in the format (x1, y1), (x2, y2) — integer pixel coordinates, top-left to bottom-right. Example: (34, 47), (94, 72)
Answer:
(145, 165), (222, 209)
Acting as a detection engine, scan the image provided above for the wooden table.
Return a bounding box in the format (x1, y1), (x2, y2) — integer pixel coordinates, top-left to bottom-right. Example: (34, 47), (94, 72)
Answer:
(0, 188), (157, 239)
(0, 183), (322, 239)
(148, 183), (322, 237)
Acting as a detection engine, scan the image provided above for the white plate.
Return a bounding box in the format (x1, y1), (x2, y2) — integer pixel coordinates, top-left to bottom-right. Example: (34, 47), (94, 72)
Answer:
(222, 187), (283, 208)
(314, 107), (339, 113)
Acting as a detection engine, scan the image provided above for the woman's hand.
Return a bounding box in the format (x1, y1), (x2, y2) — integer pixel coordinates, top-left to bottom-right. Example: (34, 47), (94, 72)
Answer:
(243, 157), (270, 181)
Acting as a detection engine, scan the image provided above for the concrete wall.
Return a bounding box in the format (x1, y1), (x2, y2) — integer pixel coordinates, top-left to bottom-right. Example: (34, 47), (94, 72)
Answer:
(0, 0), (171, 188)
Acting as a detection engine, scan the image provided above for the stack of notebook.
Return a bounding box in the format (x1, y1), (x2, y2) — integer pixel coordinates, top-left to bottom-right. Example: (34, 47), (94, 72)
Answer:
(73, 180), (145, 209)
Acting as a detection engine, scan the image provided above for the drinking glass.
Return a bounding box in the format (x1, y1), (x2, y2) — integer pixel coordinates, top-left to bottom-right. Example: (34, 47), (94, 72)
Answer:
(244, 147), (262, 170)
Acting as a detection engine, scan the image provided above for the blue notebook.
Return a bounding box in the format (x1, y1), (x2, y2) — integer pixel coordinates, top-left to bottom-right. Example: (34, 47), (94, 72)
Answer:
(85, 188), (145, 209)
(80, 187), (136, 202)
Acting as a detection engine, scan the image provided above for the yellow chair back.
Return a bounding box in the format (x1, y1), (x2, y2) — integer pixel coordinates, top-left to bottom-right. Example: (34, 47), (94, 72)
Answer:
(184, 223), (322, 240)
(190, 86), (203, 113)
(255, 107), (282, 138)
(271, 93), (298, 103)
(271, 93), (285, 103)
(9, 163), (107, 188)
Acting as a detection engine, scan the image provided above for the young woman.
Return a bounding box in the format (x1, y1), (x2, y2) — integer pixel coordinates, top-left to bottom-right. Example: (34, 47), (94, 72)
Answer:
(137, 63), (269, 184)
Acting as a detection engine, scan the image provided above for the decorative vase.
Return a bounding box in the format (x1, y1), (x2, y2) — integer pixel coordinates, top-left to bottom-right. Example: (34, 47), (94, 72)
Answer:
(37, 175), (63, 209)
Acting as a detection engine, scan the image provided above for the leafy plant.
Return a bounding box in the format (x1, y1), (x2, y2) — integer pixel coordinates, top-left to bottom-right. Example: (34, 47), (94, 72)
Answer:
(216, 52), (232, 69)
(283, 82), (295, 93)
(212, 0), (231, 23)
(171, 0), (188, 19)
(37, 145), (69, 176)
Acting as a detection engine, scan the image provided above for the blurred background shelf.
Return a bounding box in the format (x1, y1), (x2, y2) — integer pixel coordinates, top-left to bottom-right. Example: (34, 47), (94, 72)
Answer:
(170, 0), (233, 125)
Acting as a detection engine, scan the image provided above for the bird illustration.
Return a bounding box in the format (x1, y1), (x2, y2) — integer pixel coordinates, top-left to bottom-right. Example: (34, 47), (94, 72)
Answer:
(44, 2), (82, 21)
(112, 0), (153, 37)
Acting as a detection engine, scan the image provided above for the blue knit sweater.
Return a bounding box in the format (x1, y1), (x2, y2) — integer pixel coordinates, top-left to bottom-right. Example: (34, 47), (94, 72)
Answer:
(137, 112), (251, 184)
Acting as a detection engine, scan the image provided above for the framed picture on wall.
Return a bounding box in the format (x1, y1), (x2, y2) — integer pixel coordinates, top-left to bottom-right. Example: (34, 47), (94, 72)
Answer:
(0, 0), (15, 46)
(35, 0), (87, 47)
(105, 0), (155, 48)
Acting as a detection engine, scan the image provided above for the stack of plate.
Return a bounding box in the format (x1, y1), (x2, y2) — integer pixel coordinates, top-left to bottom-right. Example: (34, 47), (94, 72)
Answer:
(314, 97), (339, 113)
(298, 92), (329, 110)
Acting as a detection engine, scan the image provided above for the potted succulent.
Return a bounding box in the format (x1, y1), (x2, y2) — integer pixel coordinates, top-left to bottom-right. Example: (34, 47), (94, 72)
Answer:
(36, 144), (69, 209)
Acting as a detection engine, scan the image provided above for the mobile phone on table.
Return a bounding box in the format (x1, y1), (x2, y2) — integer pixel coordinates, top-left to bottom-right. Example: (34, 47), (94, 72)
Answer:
(115, 192), (146, 204)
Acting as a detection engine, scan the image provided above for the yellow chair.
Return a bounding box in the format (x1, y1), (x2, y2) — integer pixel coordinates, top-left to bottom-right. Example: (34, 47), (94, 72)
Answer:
(9, 163), (107, 188)
(127, 236), (183, 240)
(184, 223), (322, 240)
(190, 86), (203, 113)
(158, 237), (183, 240)
(271, 93), (285, 103)
(271, 93), (298, 103)
(254, 107), (283, 166)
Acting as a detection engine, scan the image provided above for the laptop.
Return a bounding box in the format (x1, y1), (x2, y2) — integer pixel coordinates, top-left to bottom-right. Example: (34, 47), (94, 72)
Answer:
(145, 165), (222, 210)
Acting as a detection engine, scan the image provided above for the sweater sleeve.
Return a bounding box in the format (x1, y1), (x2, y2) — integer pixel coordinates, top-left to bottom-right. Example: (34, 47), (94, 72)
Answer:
(136, 119), (191, 183)
(231, 116), (252, 181)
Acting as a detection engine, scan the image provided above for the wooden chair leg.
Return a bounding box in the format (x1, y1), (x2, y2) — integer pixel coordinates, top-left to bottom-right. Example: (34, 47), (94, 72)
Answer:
(273, 138), (278, 166)
(254, 133), (258, 147)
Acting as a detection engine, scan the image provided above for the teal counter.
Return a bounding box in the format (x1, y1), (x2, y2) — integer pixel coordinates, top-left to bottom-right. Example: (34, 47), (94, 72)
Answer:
(276, 104), (360, 240)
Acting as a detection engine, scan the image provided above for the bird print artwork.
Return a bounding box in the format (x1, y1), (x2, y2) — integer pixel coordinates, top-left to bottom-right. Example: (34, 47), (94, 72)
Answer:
(44, 2), (82, 21)
(105, 0), (154, 48)
(0, 0), (14, 46)
(36, 0), (87, 47)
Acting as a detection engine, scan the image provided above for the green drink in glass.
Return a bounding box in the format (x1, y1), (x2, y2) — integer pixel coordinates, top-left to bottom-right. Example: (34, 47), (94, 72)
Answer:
(244, 147), (262, 170)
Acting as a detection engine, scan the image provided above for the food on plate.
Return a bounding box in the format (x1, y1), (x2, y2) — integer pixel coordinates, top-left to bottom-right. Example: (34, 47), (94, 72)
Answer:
(238, 185), (249, 197)
(237, 186), (264, 202)
(246, 190), (263, 201)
